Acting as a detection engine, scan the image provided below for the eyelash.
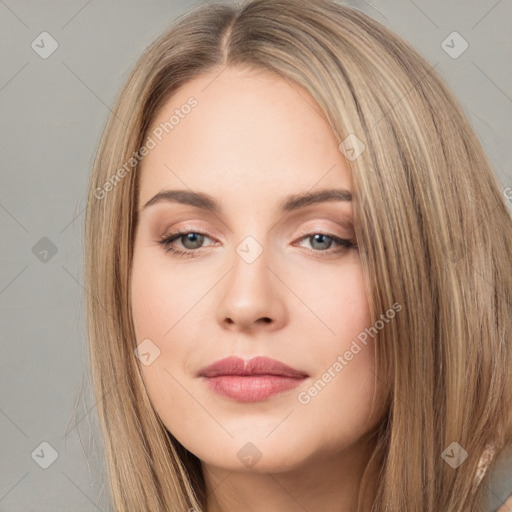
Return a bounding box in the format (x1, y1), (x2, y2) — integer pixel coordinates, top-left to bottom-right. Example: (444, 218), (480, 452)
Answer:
(157, 230), (358, 258)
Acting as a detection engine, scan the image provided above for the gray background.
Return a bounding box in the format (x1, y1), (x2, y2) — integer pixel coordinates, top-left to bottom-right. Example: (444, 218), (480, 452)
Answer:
(1, 0), (511, 510)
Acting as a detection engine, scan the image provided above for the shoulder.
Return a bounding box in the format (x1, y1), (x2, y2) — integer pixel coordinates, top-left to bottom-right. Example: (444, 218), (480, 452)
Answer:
(496, 496), (512, 512)
(486, 443), (512, 512)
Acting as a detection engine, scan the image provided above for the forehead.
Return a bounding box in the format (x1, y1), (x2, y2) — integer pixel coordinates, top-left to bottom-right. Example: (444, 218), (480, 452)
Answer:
(138, 66), (352, 210)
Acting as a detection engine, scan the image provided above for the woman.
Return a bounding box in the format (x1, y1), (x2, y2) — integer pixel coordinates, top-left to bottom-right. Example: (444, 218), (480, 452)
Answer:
(84, 0), (512, 510)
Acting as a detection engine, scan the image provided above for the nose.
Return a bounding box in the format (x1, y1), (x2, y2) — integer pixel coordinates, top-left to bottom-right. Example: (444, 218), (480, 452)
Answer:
(216, 246), (288, 333)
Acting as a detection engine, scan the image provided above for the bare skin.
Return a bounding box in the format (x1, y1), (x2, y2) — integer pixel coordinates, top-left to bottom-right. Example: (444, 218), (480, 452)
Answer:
(498, 495), (512, 512)
(130, 65), (388, 511)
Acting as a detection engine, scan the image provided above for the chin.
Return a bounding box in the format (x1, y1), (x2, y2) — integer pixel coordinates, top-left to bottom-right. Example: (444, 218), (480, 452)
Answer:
(195, 437), (319, 475)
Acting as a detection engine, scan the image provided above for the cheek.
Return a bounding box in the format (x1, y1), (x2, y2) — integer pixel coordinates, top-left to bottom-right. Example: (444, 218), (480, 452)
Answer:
(290, 261), (381, 438)
(129, 246), (215, 389)
(291, 257), (371, 344)
(130, 254), (203, 432)
(130, 249), (209, 342)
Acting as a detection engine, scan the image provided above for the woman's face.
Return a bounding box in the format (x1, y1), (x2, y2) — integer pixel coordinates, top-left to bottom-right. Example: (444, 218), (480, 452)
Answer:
(130, 66), (386, 474)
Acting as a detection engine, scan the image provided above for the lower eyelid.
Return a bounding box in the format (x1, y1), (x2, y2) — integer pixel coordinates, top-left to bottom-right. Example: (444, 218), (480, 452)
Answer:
(159, 231), (355, 257)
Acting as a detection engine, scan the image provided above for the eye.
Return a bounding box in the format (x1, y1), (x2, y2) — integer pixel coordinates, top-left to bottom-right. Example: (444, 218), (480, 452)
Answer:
(158, 231), (215, 257)
(157, 230), (358, 258)
(295, 233), (358, 254)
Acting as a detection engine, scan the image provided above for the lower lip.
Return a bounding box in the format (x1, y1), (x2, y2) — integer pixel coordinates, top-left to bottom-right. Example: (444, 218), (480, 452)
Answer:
(203, 375), (307, 402)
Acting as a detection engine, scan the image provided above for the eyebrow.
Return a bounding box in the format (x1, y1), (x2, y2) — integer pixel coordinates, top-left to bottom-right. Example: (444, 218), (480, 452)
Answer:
(141, 188), (352, 213)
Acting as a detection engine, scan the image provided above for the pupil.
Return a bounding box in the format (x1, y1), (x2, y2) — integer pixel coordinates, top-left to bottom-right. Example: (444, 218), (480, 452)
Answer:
(183, 233), (203, 249)
(312, 234), (331, 250)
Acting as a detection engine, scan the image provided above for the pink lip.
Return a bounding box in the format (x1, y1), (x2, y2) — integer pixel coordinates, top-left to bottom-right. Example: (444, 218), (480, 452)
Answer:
(198, 356), (308, 402)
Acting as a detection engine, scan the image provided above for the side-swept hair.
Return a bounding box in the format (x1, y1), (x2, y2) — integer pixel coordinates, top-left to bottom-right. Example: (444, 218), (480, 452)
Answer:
(84, 1), (512, 510)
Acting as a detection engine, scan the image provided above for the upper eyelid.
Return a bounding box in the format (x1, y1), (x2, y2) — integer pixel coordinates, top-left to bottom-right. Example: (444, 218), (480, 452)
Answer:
(161, 228), (350, 247)
(153, 207), (353, 231)
(160, 231), (356, 260)
(161, 218), (352, 238)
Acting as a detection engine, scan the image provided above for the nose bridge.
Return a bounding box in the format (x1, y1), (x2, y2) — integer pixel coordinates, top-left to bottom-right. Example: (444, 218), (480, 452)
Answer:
(215, 232), (287, 330)
(232, 236), (268, 288)
(229, 234), (272, 305)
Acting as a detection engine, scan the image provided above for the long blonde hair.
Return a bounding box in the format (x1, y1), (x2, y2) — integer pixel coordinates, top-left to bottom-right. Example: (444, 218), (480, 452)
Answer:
(84, 0), (512, 510)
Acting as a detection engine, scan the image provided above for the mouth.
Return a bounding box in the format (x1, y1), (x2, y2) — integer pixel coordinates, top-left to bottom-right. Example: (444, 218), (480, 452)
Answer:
(198, 356), (309, 402)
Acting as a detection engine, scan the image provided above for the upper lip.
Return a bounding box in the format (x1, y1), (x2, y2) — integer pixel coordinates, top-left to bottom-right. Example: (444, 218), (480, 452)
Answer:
(198, 356), (308, 378)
